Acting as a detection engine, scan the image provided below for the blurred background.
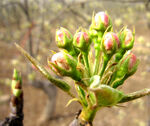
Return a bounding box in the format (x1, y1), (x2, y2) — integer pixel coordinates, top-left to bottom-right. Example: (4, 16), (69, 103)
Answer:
(0, 0), (150, 126)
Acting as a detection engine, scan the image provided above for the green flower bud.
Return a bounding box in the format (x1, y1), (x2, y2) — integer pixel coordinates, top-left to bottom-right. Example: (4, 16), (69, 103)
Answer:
(119, 28), (135, 50)
(73, 28), (91, 52)
(12, 69), (22, 97)
(111, 51), (139, 88)
(89, 84), (124, 106)
(90, 11), (112, 32)
(48, 52), (82, 81)
(56, 27), (73, 49)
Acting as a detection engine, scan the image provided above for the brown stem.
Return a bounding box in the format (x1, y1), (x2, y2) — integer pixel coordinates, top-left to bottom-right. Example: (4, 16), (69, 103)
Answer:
(0, 80), (24, 126)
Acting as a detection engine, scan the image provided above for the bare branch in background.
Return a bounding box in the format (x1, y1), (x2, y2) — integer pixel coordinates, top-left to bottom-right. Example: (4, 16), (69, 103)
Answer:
(0, 95), (10, 105)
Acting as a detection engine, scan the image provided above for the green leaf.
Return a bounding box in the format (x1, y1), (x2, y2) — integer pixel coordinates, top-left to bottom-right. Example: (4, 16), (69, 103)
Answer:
(15, 43), (71, 92)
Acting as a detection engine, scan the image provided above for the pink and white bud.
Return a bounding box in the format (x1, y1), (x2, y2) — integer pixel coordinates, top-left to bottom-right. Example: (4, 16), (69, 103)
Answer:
(112, 51), (139, 88)
(90, 11), (112, 31)
(76, 32), (89, 44)
(124, 29), (133, 45)
(73, 29), (91, 52)
(128, 52), (137, 70)
(95, 12), (109, 27)
(119, 28), (134, 50)
(51, 52), (70, 71)
(119, 51), (139, 75)
(103, 32), (120, 52)
(48, 52), (81, 81)
(56, 27), (73, 48)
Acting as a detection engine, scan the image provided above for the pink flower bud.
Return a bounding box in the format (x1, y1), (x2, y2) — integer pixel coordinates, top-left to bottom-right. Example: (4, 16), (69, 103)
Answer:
(103, 32), (120, 52)
(119, 28), (134, 50)
(48, 52), (81, 81)
(56, 27), (73, 48)
(128, 52), (137, 70)
(73, 29), (91, 52)
(51, 52), (70, 71)
(76, 32), (89, 44)
(56, 29), (70, 43)
(124, 29), (133, 45)
(120, 51), (139, 74)
(56, 30), (64, 43)
(111, 51), (139, 88)
(90, 11), (112, 31)
(95, 12), (109, 27)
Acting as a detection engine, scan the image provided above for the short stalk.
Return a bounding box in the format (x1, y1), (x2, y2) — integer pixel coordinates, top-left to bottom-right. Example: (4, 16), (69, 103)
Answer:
(93, 49), (101, 75)
(99, 54), (109, 78)
(79, 107), (97, 125)
(82, 52), (91, 77)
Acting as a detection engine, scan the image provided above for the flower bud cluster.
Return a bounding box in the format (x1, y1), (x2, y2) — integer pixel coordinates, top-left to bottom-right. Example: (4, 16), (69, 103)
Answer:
(47, 11), (139, 108)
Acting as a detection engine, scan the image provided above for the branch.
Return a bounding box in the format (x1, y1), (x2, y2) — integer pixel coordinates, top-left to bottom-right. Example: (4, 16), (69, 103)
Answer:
(119, 88), (150, 103)
(70, 0), (147, 5)
(68, 7), (91, 24)
(0, 69), (23, 126)
(0, 95), (10, 105)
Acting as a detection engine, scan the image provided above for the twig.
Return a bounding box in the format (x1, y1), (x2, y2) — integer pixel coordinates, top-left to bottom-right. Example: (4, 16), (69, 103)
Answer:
(0, 95), (10, 105)
(0, 69), (24, 126)
(119, 88), (150, 103)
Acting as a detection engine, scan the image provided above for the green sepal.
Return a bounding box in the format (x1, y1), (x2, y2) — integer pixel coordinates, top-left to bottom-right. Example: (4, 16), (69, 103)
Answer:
(89, 85), (124, 106)
(90, 12), (112, 32)
(89, 29), (98, 37)
(66, 98), (80, 107)
(62, 51), (82, 81)
(11, 80), (18, 91)
(75, 85), (88, 107)
(56, 27), (73, 49)
(11, 69), (22, 95)
(119, 27), (135, 50)
(73, 28), (91, 52)
(101, 33), (119, 56)
(109, 51), (139, 88)
(49, 51), (82, 81)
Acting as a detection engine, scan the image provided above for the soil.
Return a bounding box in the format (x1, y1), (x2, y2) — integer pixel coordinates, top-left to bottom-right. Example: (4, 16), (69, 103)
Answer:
(0, 24), (150, 126)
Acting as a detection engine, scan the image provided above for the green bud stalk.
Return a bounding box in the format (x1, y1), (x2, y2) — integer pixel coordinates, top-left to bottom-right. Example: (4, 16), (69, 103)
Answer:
(99, 32), (120, 77)
(90, 85), (124, 106)
(73, 28), (92, 76)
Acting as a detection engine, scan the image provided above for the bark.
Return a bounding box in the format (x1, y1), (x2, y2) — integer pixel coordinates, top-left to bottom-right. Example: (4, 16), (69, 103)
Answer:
(0, 90), (24, 126)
